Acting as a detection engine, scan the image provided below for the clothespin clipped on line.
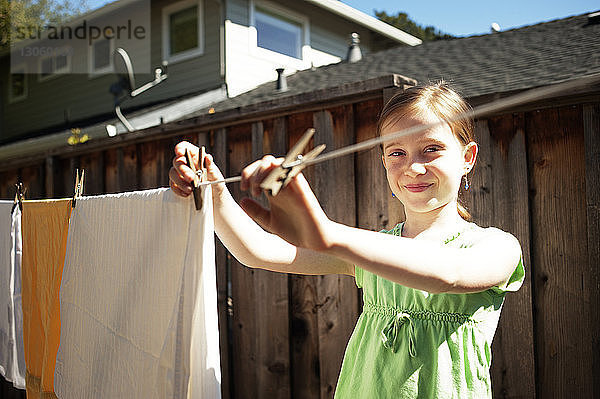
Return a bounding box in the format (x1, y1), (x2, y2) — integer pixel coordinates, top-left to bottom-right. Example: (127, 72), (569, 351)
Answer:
(196, 128), (326, 195)
(13, 182), (26, 212)
(72, 169), (85, 208)
(260, 128), (326, 196)
(185, 146), (207, 211)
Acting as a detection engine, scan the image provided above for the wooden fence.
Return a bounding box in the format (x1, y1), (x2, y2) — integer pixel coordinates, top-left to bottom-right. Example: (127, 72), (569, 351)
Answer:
(1, 79), (599, 398)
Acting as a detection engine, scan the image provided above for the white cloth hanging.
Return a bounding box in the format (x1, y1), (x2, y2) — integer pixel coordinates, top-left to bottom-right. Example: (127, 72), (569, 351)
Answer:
(0, 201), (26, 389)
(54, 188), (221, 399)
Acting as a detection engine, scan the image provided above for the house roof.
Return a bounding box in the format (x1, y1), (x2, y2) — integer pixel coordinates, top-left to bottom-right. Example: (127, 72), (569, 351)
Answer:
(198, 10), (600, 116)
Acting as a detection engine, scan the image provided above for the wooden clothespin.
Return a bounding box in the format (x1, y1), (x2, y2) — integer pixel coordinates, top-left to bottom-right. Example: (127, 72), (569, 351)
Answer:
(185, 146), (207, 211)
(260, 128), (326, 196)
(13, 182), (26, 212)
(72, 169), (85, 208)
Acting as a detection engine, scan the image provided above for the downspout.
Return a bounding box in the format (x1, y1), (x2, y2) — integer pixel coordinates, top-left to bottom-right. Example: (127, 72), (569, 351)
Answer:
(216, 0), (228, 96)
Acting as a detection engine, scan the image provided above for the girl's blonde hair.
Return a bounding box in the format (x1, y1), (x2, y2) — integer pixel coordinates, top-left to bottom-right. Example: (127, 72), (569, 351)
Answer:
(377, 82), (475, 220)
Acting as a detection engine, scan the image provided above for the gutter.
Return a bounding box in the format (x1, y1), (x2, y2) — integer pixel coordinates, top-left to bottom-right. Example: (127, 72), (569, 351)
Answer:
(303, 0), (422, 46)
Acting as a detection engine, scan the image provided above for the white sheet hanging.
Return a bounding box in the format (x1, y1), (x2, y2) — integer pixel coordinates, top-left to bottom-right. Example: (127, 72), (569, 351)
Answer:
(54, 188), (221, 399)
(0, 201), (25, 389)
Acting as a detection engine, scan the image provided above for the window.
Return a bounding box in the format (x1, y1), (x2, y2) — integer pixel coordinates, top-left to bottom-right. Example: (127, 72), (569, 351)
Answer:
(39, 48), (71, 81)
(40, 57), (54, 79)
(163, 0), (203, 63)
(255, 7), (302, 58)
(56, 52), (69, 71)
(170, 6), (198, 54)
(252, 1), (307, 60)
(89, 38), (114, 75)
(9, 65), (27, 102)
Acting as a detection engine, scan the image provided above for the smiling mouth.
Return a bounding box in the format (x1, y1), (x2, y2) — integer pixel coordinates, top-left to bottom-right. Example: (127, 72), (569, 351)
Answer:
(404, 183), (433, 192)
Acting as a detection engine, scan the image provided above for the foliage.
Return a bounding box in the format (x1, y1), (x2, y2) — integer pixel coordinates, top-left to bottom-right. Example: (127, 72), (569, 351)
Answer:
(1, 0), (90, 50)
(375, 10), (455, 41)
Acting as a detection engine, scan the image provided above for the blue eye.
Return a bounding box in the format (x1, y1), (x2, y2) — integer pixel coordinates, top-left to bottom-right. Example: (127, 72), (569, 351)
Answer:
(425, 146), (442, 153)
(389, 151), (405, 157)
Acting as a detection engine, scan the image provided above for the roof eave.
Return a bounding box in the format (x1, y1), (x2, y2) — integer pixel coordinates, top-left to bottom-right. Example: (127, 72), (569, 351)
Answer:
(303, 0), (422, 46)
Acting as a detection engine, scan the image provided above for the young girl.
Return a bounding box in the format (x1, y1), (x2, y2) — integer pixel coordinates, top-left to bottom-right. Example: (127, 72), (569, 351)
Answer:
(169, 83), (524, 398)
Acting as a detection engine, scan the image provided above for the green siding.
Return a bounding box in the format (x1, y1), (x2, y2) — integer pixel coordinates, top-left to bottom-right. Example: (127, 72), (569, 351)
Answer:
(1, 0), (223, 141)
(227, 0), (249, 26)
(143, 0), (222, 104)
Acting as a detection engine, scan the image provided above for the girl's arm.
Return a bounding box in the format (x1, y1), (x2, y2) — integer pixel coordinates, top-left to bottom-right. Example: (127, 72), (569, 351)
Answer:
(169, 142), (353, 276)
(239, 157), (522, 294)
(322, 223), (521, 293)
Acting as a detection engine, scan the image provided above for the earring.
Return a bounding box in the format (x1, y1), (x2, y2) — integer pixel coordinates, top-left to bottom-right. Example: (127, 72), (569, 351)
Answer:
(392, 193), (396, 198)
(463, 175), (469, 190)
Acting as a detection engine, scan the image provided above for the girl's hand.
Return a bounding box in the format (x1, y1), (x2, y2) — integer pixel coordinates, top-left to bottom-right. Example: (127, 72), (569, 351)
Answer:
(169, 141), (226, 197)
(239, 156), (334, 251)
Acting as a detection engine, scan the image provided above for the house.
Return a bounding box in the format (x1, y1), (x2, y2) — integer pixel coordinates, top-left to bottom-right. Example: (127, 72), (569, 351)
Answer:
(2, 10), (600, 399)
(0, 0), (420, 144)
(195, 10), (600, 113)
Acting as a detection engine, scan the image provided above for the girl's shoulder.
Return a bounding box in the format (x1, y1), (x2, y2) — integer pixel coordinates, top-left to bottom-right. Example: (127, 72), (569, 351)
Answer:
(381, 221), (521, 254)
(455, 222), (522, 252)
(464, 222), (518, 241)
(463, 222), (525, 293)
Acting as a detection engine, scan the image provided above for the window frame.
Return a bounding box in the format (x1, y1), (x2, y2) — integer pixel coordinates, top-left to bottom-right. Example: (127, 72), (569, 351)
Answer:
(162, 0), (204, 64)
(54, 48), (72, 74)
(88, 37), (115, 76)
(250, 0), (309, 61)
(38, 55), (55, 81)
(8, 64), (28, 103)
(38, 47), (72, 82)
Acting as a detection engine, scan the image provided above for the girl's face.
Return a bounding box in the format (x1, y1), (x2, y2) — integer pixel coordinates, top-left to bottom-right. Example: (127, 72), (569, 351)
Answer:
(380, 112), (477, 217)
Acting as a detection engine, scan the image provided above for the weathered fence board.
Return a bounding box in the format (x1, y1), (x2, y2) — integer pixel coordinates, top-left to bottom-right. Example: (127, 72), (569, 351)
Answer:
(288, 111), (322, 399)
(55, 157), (76, 198)
(227, 124), (258, 399)
(527, 106), (592, 397)
(0, 170), (16, 198)
(19, 164), (44, 199)
(354, 99), (387, 232)
(475, 114), (536, 398)
(250, 120), (292, 399)
(44, 157), (55, 198)
(104, 148), (120, 194)
(312, 107), (359, 398)
(211, 127), (232, 399)
(139, 141), (163, 190)
(118, 144), (139, 192)
(583, 104), (600, 399)
(79, 151), (104, 195)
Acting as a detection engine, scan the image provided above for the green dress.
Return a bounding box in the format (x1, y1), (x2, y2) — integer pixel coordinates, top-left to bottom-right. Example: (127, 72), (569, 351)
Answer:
(334, 222), (525, 398)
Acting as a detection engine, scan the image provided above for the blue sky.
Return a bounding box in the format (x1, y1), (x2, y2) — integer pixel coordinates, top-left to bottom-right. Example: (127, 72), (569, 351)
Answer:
(343, 0), (598, 36)
(87, 0), (598, 37)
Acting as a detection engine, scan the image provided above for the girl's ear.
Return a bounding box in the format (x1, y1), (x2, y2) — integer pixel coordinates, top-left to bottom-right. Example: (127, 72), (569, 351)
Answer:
(463, 142), (478, 172)
(381, 153), (387, 169)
